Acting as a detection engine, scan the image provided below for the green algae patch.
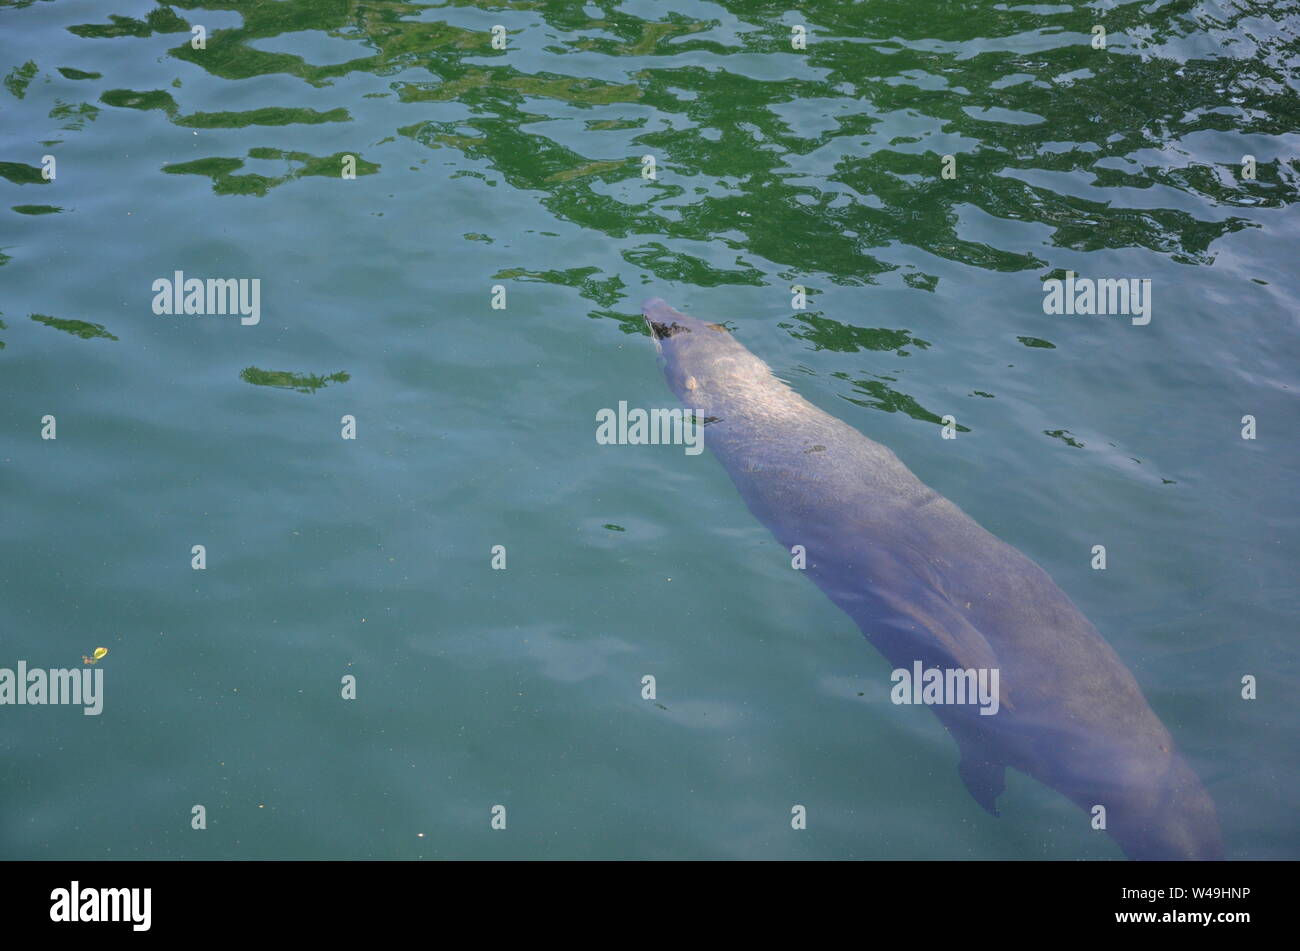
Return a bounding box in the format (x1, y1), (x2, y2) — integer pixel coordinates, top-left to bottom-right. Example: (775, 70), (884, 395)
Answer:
(68, 8), (188, 39)
(101, 89), (347, 129)
(100, 88), (179, 114)
(0, 162), (47, 185)
(164, 150), (377, 197)
(50, 100), (100, 129)
(30, 314), (118, 340)
(240, 367), (350, 394)
(585, 118), (646, 132)
(397, 69), (639, 106)
(163, 156), (247, 178)
(544, 159), (625, 183)
(177, 106), (351, 129)
(493, 266), (625, 307)
(57, 67), (102, 81)
(4, 61), (38, 99)
(1044, 429), (1085, 448)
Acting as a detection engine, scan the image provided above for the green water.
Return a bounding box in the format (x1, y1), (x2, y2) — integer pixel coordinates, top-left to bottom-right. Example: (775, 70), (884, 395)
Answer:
(1, 0), (1296, 860)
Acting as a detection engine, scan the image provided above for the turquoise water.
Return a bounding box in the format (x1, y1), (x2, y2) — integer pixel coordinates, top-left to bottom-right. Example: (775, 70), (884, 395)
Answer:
(1, 0), (1296, 859)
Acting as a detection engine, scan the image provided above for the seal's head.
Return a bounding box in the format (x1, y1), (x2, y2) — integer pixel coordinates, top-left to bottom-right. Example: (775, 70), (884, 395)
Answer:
(642, 297), (762, 408)
(642, 297), (711, 343)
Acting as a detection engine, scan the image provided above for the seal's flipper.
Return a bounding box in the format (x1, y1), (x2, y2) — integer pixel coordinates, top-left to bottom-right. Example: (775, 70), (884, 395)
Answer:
(870, 585), (1015, 713)
(957, 755), (1006, 817)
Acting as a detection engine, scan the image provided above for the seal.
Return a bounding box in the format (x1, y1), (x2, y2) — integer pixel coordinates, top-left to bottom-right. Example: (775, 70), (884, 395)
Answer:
(644, 296), (1223, 860)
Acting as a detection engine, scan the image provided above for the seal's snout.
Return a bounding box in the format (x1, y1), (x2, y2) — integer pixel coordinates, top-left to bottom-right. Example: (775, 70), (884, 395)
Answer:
(642, 296), (689, 344)
(648, 319), (690, 340)
(642, 297), (726, 345)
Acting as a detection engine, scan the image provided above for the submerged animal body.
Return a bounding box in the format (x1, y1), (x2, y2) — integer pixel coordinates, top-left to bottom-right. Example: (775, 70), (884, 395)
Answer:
(644, 297), (1222, 860)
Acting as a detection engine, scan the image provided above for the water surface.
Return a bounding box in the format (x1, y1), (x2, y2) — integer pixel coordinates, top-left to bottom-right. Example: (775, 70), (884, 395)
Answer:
(1, 0), (1296, 859)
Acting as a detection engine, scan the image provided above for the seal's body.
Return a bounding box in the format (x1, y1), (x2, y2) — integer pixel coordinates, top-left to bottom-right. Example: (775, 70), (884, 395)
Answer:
(644, 297), (1221, 860)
